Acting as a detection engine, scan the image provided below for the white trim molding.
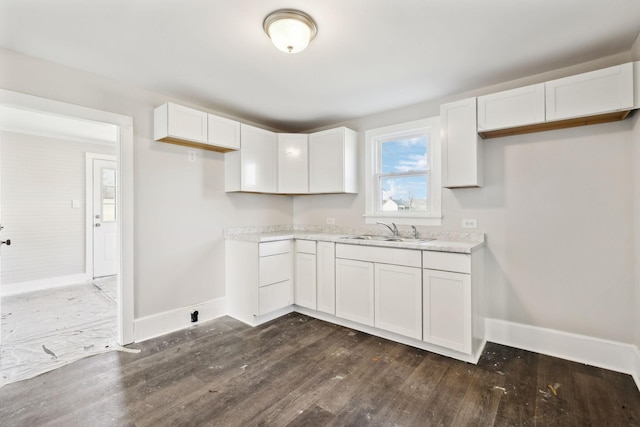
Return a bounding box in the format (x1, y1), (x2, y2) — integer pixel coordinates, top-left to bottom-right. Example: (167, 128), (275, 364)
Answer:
(134, 297), (228, 343)
(0, 273), (92, 297)
(486, 318), (640, 387)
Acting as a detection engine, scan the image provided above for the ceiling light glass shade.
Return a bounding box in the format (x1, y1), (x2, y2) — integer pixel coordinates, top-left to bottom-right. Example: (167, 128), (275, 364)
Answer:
(263, 10), (317, 54)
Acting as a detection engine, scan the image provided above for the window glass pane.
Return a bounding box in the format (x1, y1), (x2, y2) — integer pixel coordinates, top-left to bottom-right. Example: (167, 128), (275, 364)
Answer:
(102, 186), (115, 201)
(380, 136), (428, 174)
(379, 175), (429, 211)
(102, 168), (116, 186)
(102, 203), (116, 222)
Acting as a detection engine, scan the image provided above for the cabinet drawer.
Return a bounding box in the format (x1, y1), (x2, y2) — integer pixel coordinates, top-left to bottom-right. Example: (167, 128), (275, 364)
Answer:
(259, 240), (290, 257)
(336, 244), (421, 268)
(259, 253), (291, 287)
(422, 251), (470, 274)
(258, 280), (292, 315)
(295, 239), (316, 254)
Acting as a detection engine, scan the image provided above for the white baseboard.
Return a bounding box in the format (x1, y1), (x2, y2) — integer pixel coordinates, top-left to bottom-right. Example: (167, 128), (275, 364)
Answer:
(1, 273), (91, 297)
(633, 346), (640, 391)
(485, 318), (639, 382)
(133, 297), (228, 343)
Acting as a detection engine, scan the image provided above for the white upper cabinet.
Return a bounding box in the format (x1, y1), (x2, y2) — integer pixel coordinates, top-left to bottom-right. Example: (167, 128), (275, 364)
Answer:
(225, 124), (277, 193)
(477, 83), (545, 134)
(208, 114), (240, 151)
(309, 127), (358, 194)
(154, 102), (208, 144)
(545, 63), (634, 121)
(278, 133), (309, 194)
(154, 102), (241, 152)
(441, 98), (482, 188)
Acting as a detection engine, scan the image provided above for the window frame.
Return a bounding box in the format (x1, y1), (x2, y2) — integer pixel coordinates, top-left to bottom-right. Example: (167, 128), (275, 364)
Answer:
(364, 117), (442, 226)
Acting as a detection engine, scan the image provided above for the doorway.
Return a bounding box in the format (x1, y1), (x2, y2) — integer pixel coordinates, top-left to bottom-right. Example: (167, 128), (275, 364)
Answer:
(87, 155), (118, 279)
(0, 89), (133, 385)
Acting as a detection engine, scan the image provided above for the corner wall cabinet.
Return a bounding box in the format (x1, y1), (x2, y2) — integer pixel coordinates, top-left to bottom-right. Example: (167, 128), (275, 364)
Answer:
(225, 124), (277, 193)
(440, 98), (483, 188)
(154, 102), (241, 152)
(226, 239), (293, 326)
(309, 127), (358, 194)
(278, 133), (309, 194)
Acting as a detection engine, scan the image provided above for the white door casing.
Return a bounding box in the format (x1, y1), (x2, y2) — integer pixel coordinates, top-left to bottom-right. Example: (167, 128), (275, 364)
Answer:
(92, 158), (118, 278)
(0, 89), (134, 345)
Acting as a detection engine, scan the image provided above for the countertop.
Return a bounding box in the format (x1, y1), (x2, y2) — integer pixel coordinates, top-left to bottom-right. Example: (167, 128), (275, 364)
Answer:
(224, 227), (484, 254)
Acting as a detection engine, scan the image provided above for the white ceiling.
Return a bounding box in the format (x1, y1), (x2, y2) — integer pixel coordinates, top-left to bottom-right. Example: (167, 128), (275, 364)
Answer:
(1, 1), (639, 132)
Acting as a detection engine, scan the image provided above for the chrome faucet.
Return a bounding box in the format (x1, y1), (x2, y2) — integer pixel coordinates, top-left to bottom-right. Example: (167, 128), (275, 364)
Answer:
(411, 225), (419, 239)
(377, 221), (399, 236)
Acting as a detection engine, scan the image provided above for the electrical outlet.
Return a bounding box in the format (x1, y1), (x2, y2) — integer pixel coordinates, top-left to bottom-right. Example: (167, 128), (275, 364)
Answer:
(462, 219), (478, 229)
(71, 200), (80, 208)
(326, 217), (335, 225)
(187, 150), (197, 163)
(190, 309), (199, 323)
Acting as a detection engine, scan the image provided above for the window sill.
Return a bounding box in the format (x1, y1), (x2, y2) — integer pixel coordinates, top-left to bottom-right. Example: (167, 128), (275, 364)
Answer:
(364, 213), (442, 227)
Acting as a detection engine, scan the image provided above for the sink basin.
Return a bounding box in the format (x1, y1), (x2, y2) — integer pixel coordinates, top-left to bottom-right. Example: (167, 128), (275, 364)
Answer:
(340, 235), (435, 244)
(341, 235), (392, 241)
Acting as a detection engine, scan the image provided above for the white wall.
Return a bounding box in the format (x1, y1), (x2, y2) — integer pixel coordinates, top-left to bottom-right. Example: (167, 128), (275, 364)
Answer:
(0, 131), (115, 284)
(296, 55), (637, 344)
(0, 47), (294, 318)
(631, 32), (640, 348)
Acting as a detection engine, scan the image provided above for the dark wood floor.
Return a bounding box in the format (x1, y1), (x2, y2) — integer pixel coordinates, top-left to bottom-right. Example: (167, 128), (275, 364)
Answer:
(1, 313), (639, 426)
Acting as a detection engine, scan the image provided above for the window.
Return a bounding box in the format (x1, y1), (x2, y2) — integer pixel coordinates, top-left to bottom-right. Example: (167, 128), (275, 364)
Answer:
(364, 117), (441, 226)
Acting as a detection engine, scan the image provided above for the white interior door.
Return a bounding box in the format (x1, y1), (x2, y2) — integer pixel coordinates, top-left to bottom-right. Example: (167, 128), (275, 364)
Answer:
(93, 159), (118, 278)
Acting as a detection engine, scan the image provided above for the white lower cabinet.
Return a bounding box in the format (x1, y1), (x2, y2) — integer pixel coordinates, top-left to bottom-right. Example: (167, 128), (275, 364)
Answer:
(374, 263), (422, 340)
(423, 269), (471, 353)
(335, 258), (375, 326)
(226, 239), (293, 326)
(335, 243), (422, 334)
(316, 241), (336, 315)
(294, 240), (316, 309)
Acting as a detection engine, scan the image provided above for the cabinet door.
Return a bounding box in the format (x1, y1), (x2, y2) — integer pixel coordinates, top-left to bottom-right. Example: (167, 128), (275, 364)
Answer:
(423, 269), (471, 354)
(374, 264), (422, 339)
(477, 83), (545, 132)
(545, 63), (634, 121)
(335, 258), (374, 326)
(316, 241), (336, 315)
(295, 252), (316, 309)
(309, 127), (358, 194)
(154, 102), (208, 144)
(278, 133), (309, 194)
(441, 98), (482, 188)
(240, 124), (277, 193)
(208, 114), (240, 151)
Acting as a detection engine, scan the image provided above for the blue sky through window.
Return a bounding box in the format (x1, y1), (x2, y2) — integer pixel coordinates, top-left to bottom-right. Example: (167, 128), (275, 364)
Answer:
(380, 136), (429, 206)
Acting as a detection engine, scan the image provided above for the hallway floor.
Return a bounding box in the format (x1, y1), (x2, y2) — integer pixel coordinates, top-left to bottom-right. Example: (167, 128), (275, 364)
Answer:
(0, 278), (117, 387)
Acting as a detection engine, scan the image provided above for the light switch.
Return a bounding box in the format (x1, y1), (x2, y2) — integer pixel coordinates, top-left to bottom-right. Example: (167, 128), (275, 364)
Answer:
(72, 200), (80, 208)
(187, 150), (197, 163)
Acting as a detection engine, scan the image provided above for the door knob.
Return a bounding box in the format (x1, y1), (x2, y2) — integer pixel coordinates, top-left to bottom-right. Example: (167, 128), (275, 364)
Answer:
(95, 223), (101, 228)
(1, 239), (10, 246)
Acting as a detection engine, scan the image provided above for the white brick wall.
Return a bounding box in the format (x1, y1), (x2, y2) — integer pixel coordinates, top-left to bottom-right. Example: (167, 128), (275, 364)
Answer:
(0, 131), (115, 285)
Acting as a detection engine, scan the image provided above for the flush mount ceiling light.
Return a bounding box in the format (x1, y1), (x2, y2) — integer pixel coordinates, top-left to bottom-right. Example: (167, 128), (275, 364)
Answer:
(263, 9), (317, 54)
